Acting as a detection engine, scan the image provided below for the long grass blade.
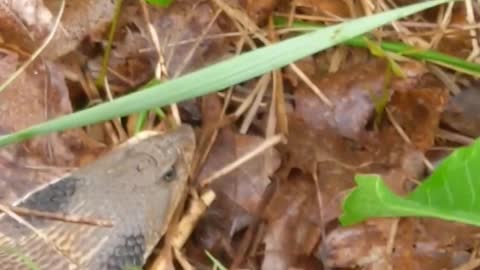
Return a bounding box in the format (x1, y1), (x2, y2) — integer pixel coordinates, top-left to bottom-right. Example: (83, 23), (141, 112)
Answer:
(0, 0), (452, 146)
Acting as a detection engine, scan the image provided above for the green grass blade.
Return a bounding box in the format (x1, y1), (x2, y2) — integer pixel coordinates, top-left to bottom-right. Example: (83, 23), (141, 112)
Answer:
(340, 138), (480, 227)
(0, 0), (452, 147)
(274, 13), (480, 77)
(349, 38), (480, 76)
(146, 0), (174, 7)
(205, 250), (228, 270)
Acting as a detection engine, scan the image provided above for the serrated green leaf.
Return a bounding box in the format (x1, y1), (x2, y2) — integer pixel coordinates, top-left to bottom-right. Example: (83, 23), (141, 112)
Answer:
(407, 139), (480, 210)
(340, 138), (480, 227)
(0, 0), (452, 147)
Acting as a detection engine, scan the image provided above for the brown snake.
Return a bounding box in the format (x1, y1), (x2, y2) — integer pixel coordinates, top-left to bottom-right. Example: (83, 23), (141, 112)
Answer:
(0, 125), (195, 270)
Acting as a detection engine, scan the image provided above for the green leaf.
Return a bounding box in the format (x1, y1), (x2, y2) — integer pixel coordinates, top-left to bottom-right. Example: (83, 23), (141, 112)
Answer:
(145, 0), (174, 8)
(340, 138), (480, 227)
(0, 0), (452, 147)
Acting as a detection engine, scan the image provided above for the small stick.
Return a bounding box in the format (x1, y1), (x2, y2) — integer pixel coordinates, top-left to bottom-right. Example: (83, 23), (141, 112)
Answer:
(150, 190), (216, 270)
(3, 205), (113, 227)
(386, 108), (434, 172)
(200, 134), (285, 186)
(0, 204), (79, 267)
(289, 63), (333, 107)
(171, 189), (216, 249)
(0, 0), (65, 94)
(386, 218), (399, 255)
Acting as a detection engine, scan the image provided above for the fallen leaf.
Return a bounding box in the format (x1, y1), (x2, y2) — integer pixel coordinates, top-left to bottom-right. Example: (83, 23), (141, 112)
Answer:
(295, 0), (350, 18)
(317, 220), (392, 269)
(441, 87), (480, 138)
(387, 81), (448, 150)
(246, 0), (279, 24)
(262, 171), (322, 270)
(198, 127), (280, 216)
(86, 0), (227, 94)
(293, 60), (428, 140)
(0, 49), (104, 204)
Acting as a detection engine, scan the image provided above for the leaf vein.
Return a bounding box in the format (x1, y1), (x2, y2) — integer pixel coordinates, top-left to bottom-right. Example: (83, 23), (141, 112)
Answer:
(443, 173), (454, 206)
(465, 161), (476, 209)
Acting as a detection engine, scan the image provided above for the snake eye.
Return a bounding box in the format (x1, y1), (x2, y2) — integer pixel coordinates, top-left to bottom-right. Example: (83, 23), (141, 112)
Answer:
(161, 165), (177, 182)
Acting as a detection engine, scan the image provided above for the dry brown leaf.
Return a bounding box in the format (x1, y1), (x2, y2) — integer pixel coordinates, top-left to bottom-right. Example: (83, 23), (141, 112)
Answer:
(85, 0), (227, 94)
(0, 0), (115, 59)
(320, 217), (480, 270)
(261, 172), (322, 270)
(295, 0), (350, 18)
(275, 72), (449, 268)
(0, 49), (103, 204)
(44, 0), (115, 59)
(186, 122), (280, 266)
(441, 87), (480, 138)
(197, 127), (280, 216)
(387, 82), (448, 150)
(246, 0), (278, 24)
(318, 220), (392, 269)
(391, 219), (473, 270)
(293, 60), (428, 140)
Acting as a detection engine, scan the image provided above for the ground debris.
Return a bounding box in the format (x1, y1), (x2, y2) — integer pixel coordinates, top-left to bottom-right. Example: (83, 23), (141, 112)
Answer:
(0, 0), (479, 269)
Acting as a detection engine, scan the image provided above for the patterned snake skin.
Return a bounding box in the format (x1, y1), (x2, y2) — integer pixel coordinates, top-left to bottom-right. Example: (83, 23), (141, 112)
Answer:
(0, 126), (195, 270)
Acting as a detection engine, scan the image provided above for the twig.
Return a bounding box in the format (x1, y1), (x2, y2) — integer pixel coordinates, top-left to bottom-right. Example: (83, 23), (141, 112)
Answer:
(427, 64), (461, 95)
(239, 74), (271, 133)
(385, 108), (434, 172)
(200, 134), (285, 186)
(464, 0), (480, 61)
(210, 0), (269, 44)
(452, 258), (480, 270)
(171, 190), (216, 248)
(5, 205), (113, 227)
(173, 8), (222, 77)
(0, 0), (65, 94)
(138, 0), (168, 80)
(436, 128), (474, 145)
(0, 203), (79, 267)
(104, 76), (128, 141)
(386, 219), (399, 255)
(138, 0), (183, 127)
(150, 190), (216, 270)
(289, 63), (333, 107)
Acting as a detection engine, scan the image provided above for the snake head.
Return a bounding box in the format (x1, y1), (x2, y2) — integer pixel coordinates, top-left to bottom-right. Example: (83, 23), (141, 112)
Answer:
(122, 125), (196, 259)
(83, 125), (196, 269)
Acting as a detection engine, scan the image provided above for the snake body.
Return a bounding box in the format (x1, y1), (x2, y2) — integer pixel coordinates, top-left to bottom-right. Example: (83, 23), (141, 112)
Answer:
(0, 126), (195, 270)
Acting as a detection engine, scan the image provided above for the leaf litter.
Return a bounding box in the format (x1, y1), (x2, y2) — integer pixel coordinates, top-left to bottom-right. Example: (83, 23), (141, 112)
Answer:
(1, 0), (480, 269)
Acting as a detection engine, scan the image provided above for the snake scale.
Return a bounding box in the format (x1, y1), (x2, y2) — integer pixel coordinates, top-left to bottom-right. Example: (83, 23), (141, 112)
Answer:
(0, 125), (195, 270)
